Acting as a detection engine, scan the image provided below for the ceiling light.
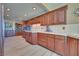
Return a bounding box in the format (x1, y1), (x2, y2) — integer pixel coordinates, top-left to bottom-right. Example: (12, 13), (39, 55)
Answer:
(32, 7), (36, 10)
(7, 14), (9, 16)
(7, 8), (10, 11)
(24, 14), (27, 16)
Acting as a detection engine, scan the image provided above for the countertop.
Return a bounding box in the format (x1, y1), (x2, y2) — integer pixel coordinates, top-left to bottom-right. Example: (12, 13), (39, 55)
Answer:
(24, 30), (79, 39)
(68, 34), (79, 39)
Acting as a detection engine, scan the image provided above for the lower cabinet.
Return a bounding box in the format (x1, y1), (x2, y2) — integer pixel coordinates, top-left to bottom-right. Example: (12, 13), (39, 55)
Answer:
(31, 33), (38, 45)
(78, 40), (79, 56)
(48, 34), (55, 51)
(23, 32), (38, 45)
(38, 40), (48, 48)
(16, 32), (22, 36)
(22, 31), (26, 38)
(54, 35), (65, 55)
(23, 32), (79, 56)
(38, 33), (48, 48)
(67, 37), (77, 56)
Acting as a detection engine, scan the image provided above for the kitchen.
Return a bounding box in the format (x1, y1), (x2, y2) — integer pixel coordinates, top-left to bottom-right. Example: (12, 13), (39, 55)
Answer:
(0, 3), (79, 56)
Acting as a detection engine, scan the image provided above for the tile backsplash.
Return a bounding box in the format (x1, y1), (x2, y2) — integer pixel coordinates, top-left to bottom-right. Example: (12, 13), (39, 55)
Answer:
(48, 24), (79, 34)
(31, 24), (79, 34)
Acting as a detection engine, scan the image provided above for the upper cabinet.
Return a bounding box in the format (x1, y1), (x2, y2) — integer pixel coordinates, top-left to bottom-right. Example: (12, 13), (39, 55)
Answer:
(23, 5), (67, 26)
(56, 6), (67, 24)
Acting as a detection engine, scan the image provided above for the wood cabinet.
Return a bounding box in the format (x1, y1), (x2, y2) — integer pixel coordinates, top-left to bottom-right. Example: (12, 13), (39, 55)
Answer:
(48, 34), (55, 51)
(23, 31), (38, 45)
(54, 35), (65, 55)
(23, 6), (67, 26)
(25, 32), (32, 43)
(56, 7), (67, 24)
(42, 13), (49, 25)
(31, 33), (38, 45)
(67, 37), (77, 56)
(38, 33), (48, 48)
(78, 40), (79, 56)
(16, 32), (22, 36)
(22, 31), (26, 38)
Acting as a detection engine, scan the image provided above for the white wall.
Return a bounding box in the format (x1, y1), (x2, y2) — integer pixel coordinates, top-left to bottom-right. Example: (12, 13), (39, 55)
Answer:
(67, 4), (79, 24)
(48, 24), (79, 34)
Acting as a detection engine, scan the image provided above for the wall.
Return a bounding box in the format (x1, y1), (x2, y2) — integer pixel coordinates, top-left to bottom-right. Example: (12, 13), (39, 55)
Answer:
(44, 3), (79, 24)
(67, 3), (79, 24)
(0, 4), (4, 56)
(48, 24), (79, 35)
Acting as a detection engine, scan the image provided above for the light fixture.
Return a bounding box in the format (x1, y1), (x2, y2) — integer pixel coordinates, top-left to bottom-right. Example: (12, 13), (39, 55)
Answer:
(7, 8), (10, 11)
(24, 14), (27, 16)
(32, 7), (36, 10)
(74, 8), (79, 16)
(7, 14), (9, 16)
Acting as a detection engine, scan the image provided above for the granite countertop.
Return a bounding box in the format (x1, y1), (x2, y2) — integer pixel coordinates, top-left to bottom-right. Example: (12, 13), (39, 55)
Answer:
(24, 30), (79, 39)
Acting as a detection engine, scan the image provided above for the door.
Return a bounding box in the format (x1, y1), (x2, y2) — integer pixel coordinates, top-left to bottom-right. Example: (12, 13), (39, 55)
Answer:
(0, 4), (4, 56)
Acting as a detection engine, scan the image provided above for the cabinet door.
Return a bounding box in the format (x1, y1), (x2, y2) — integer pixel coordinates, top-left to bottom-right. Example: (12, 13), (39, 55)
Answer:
(40, 15), (45, 25)
(67, 37), (77, 56)
(43, 14), (49, 25)
(38, 33), (48, 48)
(31, 33), (37, 45)
(48, 35), (54, 51)
(27, 32), (32, 43)
(78, 40), (79, 56)
(53, 11), (59, 24)
(57, 8), (66, 24)
(54, 35), (65, 55)
(48, 12), (54, 25)
(53, 6), (67, 25)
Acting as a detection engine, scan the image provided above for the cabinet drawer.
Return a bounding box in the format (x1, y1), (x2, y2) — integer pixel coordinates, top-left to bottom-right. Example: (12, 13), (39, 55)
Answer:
(47, 34), (54, 38)
(55, 35), (65, 39)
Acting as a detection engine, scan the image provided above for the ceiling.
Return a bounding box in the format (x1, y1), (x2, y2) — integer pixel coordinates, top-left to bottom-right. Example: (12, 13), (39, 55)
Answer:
(4, 3), (67, 23)
(4, 3), (48, 22)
